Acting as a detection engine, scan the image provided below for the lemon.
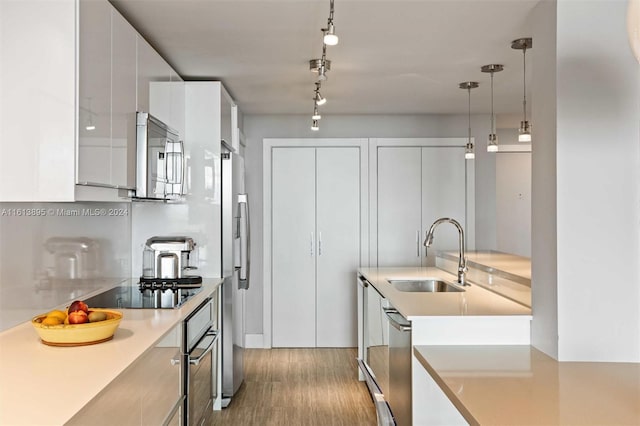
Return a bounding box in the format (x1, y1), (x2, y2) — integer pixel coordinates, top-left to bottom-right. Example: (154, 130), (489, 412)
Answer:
(41, 316), (63, 326)
(46, 310), (67, 321)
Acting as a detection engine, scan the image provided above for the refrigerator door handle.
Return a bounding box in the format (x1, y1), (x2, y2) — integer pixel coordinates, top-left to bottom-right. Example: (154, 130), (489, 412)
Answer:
(238, 193), (250, 290)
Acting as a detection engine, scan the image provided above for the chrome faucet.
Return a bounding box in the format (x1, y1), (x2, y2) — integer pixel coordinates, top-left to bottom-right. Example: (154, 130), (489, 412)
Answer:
(424, 217), (469, 286)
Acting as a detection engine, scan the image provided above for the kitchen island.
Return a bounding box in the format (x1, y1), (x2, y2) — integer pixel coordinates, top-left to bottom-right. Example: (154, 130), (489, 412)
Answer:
(0, 278), (222, 426)
(413, 345), (640, 425)
(357, 266), (532, 425)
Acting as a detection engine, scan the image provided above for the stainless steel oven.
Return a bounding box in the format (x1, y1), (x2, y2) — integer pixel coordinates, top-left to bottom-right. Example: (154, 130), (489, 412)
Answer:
(183, 296), (219, 425)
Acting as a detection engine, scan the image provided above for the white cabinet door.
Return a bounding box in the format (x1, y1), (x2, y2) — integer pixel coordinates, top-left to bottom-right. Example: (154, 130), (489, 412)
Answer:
(421, 147), (467, 266)
(316, 147), (360, 347)
(137, 37), (172, 116)
(377, 147), (422, 267)
(77, 0), (111, 187)
(272, 148), (317, 347)
(111, 9), (137, 189)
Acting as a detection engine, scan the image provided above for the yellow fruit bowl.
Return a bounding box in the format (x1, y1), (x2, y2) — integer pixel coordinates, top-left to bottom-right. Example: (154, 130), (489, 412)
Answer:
(31, 309), (123, 346)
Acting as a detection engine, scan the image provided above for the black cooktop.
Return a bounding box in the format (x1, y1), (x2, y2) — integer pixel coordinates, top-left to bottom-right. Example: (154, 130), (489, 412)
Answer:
(84, 286), (203, 309)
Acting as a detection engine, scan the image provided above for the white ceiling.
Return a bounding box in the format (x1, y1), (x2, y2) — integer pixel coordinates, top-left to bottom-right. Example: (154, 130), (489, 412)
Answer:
(111, 0), (540, 115)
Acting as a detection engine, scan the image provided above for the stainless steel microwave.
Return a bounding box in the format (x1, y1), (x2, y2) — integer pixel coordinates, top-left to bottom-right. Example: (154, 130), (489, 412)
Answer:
(135, 112), (185, 200)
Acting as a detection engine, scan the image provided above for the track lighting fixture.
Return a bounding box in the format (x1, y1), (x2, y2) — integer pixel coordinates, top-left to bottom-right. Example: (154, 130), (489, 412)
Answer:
(309, 0), (339, 131)
(310, 45), (331, 81)
(323, 0), (339, 46)
(512, 37), (533, 142)
(481, 64), (503, 153)
(459, 81), (479, 160)
(314, 82), (326, 106)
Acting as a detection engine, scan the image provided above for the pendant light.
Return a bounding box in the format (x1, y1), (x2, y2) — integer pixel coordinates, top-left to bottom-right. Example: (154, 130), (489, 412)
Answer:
(481, 64), (503, 153)
(511, 37), (533, 142)
(459, 81), (479, 160)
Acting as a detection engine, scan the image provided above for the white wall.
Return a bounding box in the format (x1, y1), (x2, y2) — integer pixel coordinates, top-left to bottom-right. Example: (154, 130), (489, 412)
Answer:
(533, 0), (640, 362)
(243, 113), (494, 338)
(531, 0), (559, 360)
(496, 152), (531, 257)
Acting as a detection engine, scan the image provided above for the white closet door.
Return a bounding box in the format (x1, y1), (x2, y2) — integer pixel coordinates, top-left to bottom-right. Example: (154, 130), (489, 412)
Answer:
(377, 147), (422, 267)
(421, 147), (467, 266)
(272, 148), (316, 347)
(316, 147), (360, 347)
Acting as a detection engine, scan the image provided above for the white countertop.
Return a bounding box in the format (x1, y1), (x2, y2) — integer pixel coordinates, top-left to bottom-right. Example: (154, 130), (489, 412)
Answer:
(414, 345), (640, 425)
(358, 267), (531, 320)
(0, 278), (222, 426)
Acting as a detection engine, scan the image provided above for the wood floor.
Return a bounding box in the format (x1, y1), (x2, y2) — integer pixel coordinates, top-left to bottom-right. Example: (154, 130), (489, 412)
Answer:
(210, 348), (377, 426)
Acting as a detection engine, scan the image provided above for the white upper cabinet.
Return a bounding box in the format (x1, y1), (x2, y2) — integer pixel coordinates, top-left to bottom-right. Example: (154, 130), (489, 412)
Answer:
(0, 0), (76, 201)
(0, 0), (182, 202)
(111, 10), (138, 189)
(138, 37), (172, 118)
(78, 1), (138, 190)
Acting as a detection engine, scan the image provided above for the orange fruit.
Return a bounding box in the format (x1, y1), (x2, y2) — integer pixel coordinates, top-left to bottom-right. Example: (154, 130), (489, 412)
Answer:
(41, 316), (63, 326)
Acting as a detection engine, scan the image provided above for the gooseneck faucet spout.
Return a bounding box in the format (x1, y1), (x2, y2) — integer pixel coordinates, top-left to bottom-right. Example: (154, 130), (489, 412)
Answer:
(424, 217), (468, 286)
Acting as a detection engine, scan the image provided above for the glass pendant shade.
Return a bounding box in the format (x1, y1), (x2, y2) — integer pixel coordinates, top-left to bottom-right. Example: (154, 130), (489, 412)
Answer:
(465, 145), (475, 160)
(519, 120), (532, 142)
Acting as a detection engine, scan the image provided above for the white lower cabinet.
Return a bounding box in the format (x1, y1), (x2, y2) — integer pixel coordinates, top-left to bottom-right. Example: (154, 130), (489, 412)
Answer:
(272, 146), (361, 347)
(66, 324), (182, 426)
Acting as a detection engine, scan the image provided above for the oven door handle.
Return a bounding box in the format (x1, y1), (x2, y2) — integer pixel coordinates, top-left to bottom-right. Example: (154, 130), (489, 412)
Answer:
(189, 330), (219, 366)
(383, 309), (412, 332)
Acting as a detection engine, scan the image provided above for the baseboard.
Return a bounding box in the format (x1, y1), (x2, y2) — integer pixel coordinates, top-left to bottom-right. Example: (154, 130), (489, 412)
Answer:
(245, 333), (266, 348)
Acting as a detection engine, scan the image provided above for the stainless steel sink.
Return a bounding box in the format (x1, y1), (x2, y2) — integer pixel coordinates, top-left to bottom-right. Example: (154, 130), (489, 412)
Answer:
(387, 279), (465, 293)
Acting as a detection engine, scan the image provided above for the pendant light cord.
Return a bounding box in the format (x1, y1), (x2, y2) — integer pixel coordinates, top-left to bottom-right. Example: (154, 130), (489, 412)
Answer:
(490, 72), (495, 135)
(468, 86), (472, 143)
(522, 48), (527, 122)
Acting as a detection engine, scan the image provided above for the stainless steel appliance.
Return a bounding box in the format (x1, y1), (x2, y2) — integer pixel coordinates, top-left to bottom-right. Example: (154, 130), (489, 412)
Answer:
(220, 142), (249, 406)
(83, 285), (203, 309)
(140, 236), (202, 290)
(135, 112), (185, 200)
(358, 274), (412, 426)
(182, 296), (219, 426)
(385, 307), (412, 426)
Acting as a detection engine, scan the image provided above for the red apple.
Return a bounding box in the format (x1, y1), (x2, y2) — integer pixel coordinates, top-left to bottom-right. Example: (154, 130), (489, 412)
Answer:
(68, 310), (88, 324)
(68, 300), (89, 314)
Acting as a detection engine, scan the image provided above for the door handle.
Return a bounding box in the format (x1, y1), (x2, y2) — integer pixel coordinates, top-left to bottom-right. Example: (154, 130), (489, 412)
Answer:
(310, 232), (314, 256)
(189, 330), (219, 366)
(416, 230), (420, 257)
(318, 231), (322, 256)
(384, 310), (412, 332)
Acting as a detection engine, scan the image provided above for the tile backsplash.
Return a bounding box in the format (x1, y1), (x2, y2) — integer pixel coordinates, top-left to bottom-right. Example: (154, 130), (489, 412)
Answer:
(0, 202), (131, 331)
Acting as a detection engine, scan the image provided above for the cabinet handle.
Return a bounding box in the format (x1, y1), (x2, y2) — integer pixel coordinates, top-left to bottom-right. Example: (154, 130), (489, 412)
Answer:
(310, 232), (314, 256)
(170, 356), (181, 366)
(416, 230), (420, 257)
(318, 231), (322, 256)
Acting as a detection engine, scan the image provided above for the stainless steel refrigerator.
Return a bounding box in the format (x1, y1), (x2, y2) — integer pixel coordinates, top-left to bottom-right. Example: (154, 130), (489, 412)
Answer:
(220, 143), (249, 407)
